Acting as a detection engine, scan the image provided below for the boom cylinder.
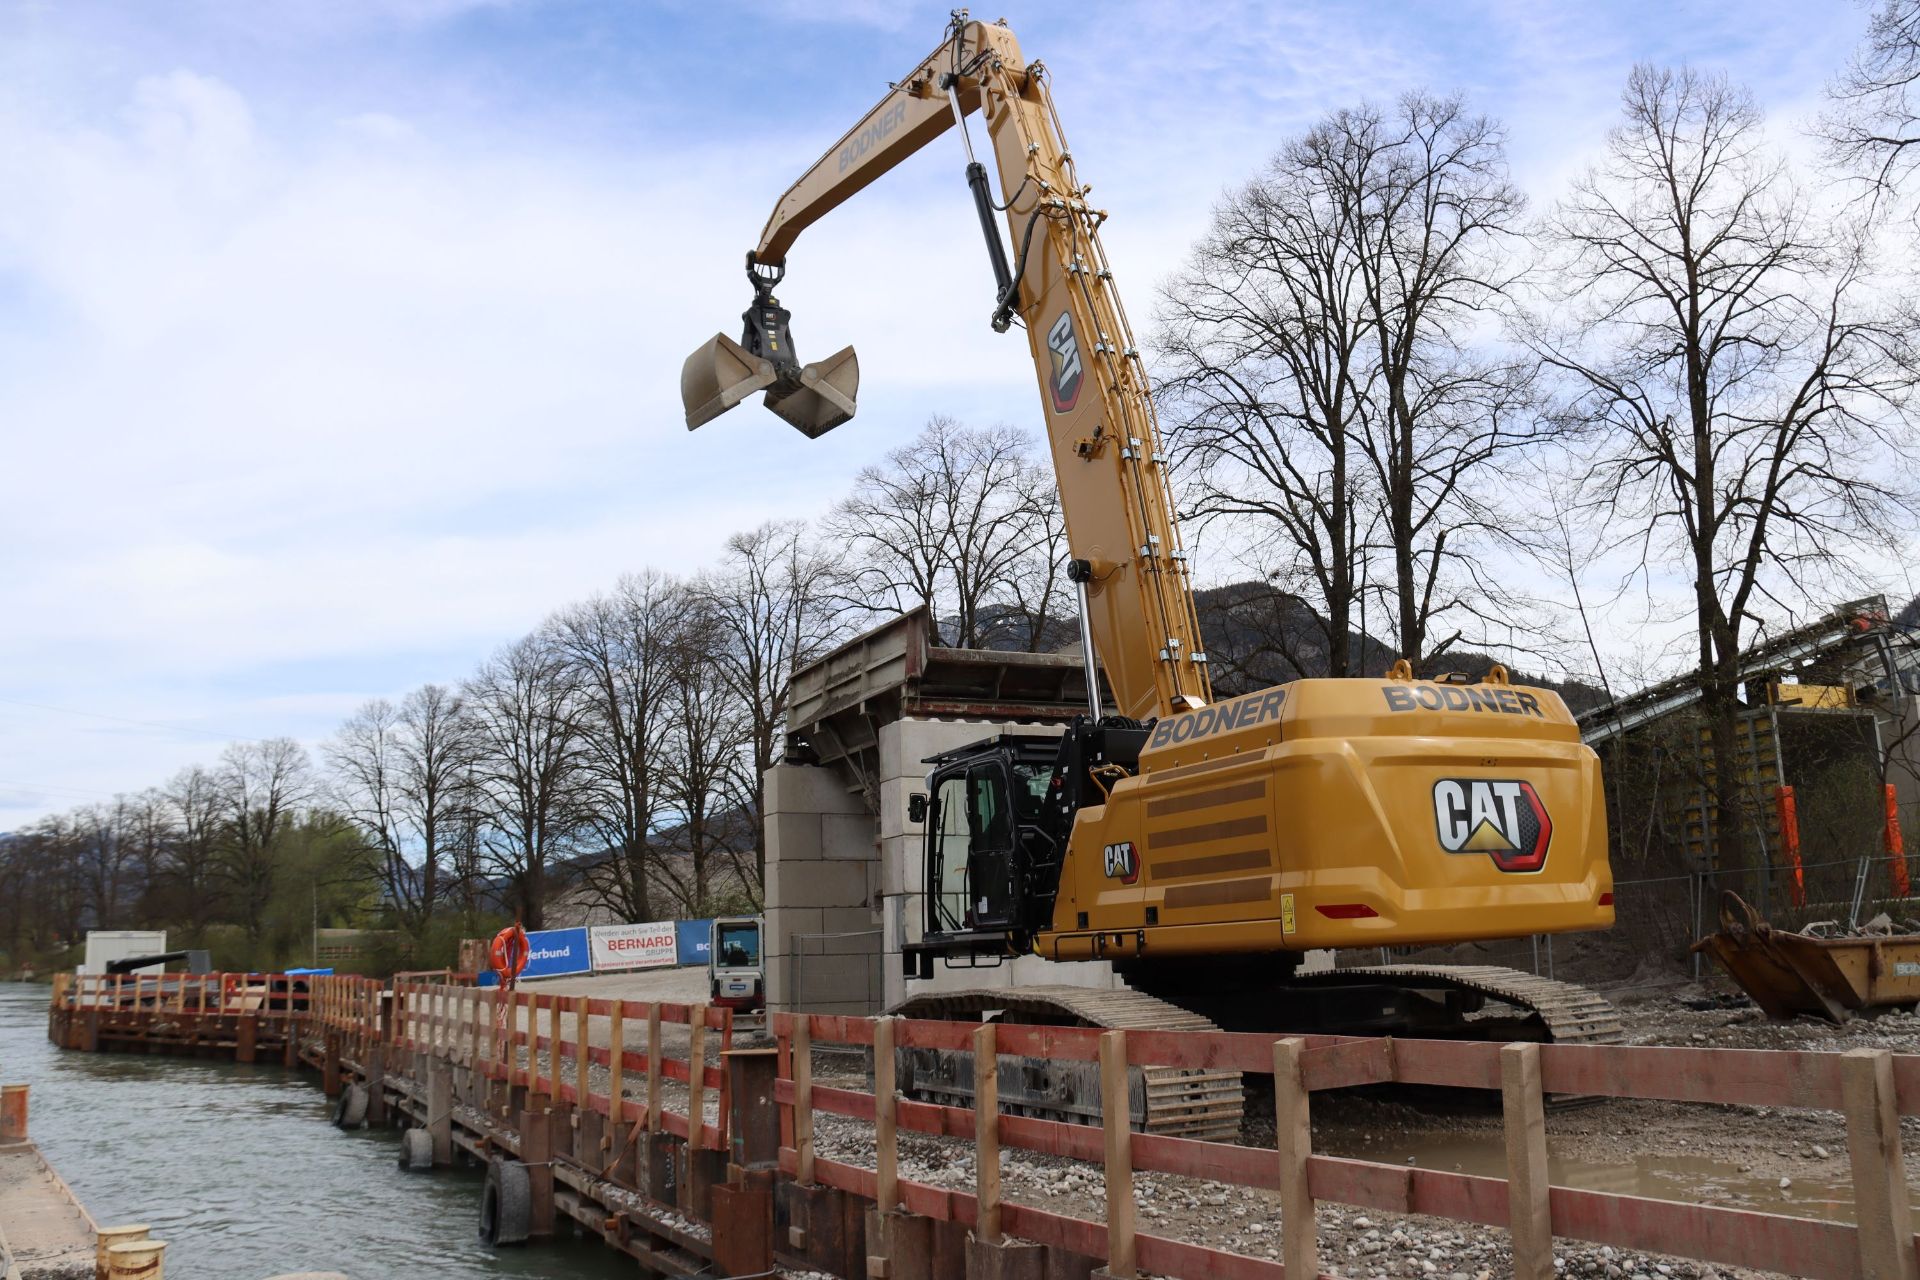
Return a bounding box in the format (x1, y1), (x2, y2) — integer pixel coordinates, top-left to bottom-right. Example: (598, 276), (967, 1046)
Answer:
(946, 74), (1017, 324)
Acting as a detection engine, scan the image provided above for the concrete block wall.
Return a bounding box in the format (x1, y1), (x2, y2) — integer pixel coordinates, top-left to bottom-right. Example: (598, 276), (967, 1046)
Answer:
(763, 762), (883, 1015)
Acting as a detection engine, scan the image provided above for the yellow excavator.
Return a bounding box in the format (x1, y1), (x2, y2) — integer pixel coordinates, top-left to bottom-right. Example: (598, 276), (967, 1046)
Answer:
(683, 13), (1617, 1138)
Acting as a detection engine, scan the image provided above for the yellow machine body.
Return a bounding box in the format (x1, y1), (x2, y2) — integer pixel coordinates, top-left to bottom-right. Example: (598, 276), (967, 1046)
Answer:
(1042, 676), (1612, 962)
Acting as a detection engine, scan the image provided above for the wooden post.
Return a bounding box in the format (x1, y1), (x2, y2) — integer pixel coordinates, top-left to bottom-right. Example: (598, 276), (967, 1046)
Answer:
(689, 1004), (709, 1149)
(646, 1004), (663, 1134)
(1842, 1047), (1919, 1280)
(546, 997), (562, 1105)
(1502, 1042), (1554, 1280)
(794, 1017), (815, 1185)
(429, 1058), (453, 1166)
(608, 1001), (625, 1127)
(1272, 1036), (1316, 1277)
(577, 996), (591, 1109)
(875, 1015), (899, 1214)
(522, 1107), (555, 1240)
(235, 1015), (257, 1065)
(1099, 1030), (1135, 1279)
(528, 994), (542, 1100)
(974, 1023), (1001, 1245)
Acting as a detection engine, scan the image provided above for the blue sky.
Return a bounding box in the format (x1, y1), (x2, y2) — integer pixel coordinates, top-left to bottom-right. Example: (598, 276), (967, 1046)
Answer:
(0, 0), (1878, 825)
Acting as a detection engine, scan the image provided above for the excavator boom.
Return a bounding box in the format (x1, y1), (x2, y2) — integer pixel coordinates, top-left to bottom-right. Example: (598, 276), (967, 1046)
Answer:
(682, 16), (1209, 721)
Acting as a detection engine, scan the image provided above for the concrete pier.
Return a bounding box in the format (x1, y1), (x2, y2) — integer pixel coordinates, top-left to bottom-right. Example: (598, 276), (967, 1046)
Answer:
(0, 1085), (98, 1280)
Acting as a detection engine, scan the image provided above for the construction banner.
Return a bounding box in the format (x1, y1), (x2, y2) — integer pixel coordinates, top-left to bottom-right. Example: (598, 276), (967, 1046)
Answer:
(676, 919), (714, 967)
(518, 927), (592, 980)
(590, 921), (678, 972)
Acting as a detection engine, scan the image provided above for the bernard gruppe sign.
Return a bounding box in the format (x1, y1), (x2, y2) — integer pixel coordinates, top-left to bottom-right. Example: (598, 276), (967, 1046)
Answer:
(589, 921), (678, 971)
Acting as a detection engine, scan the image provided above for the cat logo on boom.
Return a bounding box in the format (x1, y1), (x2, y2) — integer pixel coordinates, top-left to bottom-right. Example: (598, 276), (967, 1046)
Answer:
(1431, 779), (1552, 873)
(1046, 310), (1084, 412)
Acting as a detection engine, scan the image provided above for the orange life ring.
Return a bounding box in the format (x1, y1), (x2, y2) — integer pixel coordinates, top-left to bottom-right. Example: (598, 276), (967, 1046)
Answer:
(489, 923), (530, 988)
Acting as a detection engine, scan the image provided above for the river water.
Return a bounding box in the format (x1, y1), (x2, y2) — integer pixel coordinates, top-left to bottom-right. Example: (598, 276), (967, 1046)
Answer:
(0, 981), (635, 1279)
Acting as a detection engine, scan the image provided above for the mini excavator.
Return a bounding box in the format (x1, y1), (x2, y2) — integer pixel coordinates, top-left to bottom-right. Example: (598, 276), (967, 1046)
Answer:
(682, 13), (1618, 1138)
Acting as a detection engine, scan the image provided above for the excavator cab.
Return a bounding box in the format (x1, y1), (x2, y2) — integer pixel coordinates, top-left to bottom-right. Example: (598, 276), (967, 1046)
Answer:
(914, 736), (1063, 957)
(681, 255), (860, 437)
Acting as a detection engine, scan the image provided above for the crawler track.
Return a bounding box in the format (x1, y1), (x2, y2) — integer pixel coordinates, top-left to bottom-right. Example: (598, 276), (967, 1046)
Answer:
(890, 966), (1623, 1138)
(1288, 963), (1626, 1045)
(890, 985), (1244, 1141)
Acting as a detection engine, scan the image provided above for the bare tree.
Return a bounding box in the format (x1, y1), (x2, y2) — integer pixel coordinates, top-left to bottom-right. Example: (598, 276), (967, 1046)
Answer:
(986, 467), (1071, 653)
(654, 635), (755, 916)
(394, 683), (475, 929)
(124, 788), (174, 923)
(327, 684), (473, 938)
(1822, 0), (1920, 216)
(1532, 64), (1920, 871)
(826, 416), (1060, 648)
(465, 631), (585, 929)
(1159, 92), (1533, 674)
(1158, 121), (1373, 676)
(72, 801), (135, 930)
(553, 573), (687, 923)
(327, 699), (406, 920)
(690, 521), (843, 891)
(1339, 94), (1536, 671)
(214, 738), (313, 944)
(162, 764), (224, 939)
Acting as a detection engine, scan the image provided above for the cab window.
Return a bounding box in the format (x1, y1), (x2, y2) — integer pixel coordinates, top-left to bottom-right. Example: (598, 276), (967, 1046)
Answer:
(716, 923), (759, 967)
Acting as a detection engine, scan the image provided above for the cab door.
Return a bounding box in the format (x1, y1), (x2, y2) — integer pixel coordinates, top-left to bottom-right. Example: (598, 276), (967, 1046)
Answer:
(927, 760), (1017, 935)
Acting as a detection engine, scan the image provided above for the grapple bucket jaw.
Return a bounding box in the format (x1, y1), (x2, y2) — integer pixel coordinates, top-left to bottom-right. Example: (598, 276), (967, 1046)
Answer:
(765, 345), (860, 439)
(682, 333), (776, 430)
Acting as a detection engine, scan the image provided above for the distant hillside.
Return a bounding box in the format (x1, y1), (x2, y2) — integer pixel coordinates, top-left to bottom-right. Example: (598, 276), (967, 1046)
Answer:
(946, 582), (1605, 712)
(1191, 581), (1609, 713)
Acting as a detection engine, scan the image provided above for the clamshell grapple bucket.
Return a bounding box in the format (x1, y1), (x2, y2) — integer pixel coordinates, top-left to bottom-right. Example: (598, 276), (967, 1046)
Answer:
(681, 333), (776, 430)
(764, 344), (858, 438)
(681, 257), (859, 437)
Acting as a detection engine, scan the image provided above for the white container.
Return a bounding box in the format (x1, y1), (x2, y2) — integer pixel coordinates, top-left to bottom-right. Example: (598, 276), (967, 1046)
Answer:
(80, 931), (168, 977)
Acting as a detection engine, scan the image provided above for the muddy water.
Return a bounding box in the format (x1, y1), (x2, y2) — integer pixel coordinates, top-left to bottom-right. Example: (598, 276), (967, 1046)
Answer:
(0, 981), (635, 1280)
(1323, 1127), (1871, 1222)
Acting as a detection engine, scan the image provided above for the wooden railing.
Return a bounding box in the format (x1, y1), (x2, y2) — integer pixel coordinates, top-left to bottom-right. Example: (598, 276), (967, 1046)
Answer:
(50, 971), (310, 1017)
(308, 977), (736, 1152)
(774, 1013), (1920, 1280)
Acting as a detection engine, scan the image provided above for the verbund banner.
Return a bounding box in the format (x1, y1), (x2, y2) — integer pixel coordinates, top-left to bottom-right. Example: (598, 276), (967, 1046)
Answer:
(676, 919), (714, 967)
(519, 927), (591, 980)
(590, 922), (678, 972)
